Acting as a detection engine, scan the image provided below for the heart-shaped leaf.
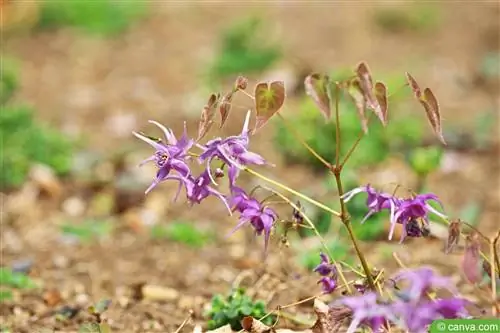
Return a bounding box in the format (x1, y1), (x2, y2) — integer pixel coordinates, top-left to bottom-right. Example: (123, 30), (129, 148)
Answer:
(405, 73), (445, 144)
(219, 92), (234, 129)
(374, 81), (388, 125)
(253, 81), (285, 133)
(197, 93), (219, 141)
(347, 79), (368, 133)
(304, 73), (331, 119)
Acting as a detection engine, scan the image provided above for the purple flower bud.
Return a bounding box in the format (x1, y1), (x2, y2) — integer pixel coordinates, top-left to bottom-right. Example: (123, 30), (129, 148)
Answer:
(313, 252), (336, 277)
(318, 276), (337, 294)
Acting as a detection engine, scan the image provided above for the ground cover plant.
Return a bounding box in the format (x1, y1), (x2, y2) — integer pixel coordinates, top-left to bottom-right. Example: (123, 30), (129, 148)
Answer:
(133, 63), (500, 332)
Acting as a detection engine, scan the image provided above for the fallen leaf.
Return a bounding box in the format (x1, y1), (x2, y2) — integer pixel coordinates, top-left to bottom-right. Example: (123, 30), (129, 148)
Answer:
(197, 93), (220, 141)
(311, 299), (351, 333)
(253, 81), (286, 133)
(304, 73), (331, 120)
(43, 289), (63, 307)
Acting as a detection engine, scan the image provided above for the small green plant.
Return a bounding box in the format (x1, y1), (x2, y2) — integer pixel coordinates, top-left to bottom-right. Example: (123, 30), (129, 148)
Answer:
(60, 219), (114, 244)
(1, 58), (75, 190)
(373, 4), (440, 33)
(0, 267), (38, 302)
(150, 222), (214, 248)
(207, 17), (281, 83)
(38, 0), (147, 36)
(205, 288), (275, 330)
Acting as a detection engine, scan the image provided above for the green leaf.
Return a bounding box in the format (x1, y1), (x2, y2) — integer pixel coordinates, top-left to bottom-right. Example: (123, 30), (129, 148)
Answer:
(253, 81), (286, 133)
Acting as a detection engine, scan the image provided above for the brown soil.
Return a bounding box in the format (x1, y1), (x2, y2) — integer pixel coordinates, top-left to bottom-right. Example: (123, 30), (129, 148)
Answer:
(2, 1), (499, 332)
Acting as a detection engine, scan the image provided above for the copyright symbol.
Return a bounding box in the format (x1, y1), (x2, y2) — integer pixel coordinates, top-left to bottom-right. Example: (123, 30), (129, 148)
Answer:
(437, 322), (447, 331)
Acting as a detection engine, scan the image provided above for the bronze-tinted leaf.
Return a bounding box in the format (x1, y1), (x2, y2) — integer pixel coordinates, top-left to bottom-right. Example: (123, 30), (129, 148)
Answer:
(405, 73), (446, 145)
(355, 62), (377, 108)
(304, 73), (331, 120)
(197, 93), (219, 141)
(219, 92), (233, 129)
(423, 88), (445, 144)
(347, 79), (368, 133)
(444, 219), (461, 254)
(234, 75), (248, 90)
(374, 81), (388, 125)
(253, 80), (285, 133)
(462, 233), (482, 284)
(405, 72), (422, 99)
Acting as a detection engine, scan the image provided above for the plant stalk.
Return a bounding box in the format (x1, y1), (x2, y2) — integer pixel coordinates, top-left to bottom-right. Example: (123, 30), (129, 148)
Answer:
(333, 168), (376, 290)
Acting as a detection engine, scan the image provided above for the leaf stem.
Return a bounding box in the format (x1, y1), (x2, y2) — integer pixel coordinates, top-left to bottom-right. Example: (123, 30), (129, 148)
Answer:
(244, 167), (341, 217)
(276, 113), (332, 169)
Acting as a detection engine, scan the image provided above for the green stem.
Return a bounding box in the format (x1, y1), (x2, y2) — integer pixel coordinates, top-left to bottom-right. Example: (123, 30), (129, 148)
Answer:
(244, 167), (341, 217)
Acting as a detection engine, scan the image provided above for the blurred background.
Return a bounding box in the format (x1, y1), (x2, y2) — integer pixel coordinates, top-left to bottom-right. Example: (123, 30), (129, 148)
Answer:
(1, 0), (499, 331)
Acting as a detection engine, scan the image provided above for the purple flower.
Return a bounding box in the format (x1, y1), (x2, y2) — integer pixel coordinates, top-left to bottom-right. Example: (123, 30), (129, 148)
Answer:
(133, 121), (193, 194)
(198, 111), (268, 185)
(184, 170), (231, 214)
(337, 293), (393, 333)
(394, 298), (469, 333)
(392, 267), (455, 301)
(342, 185), (447, 242)
(391, 193), (446, 242)
(314, 252), (336, 276)
(318, 277), (337, 294)
(228, 187), (277, 251)
(341, 184), (394, 224)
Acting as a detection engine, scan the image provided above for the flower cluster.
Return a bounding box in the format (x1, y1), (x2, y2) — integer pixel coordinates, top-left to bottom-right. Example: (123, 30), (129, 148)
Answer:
(336, 267), (469, 333)
(341, 185), (447, 242)
(134, 111), (276, 250)
(313, 252), (338, 294)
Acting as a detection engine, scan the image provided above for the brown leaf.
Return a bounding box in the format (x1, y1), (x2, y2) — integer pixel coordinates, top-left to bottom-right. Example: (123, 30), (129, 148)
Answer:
(311, 299), (351, 333)
(219, 92), (234, 129)
(304, 73), (331, 120)
(374, 82), (388, 125)
(253, 81), (286, 133)
(405, 72), (422, 99)
(462, 233), (482, 284)
(197, 93), (219, 141)
(355, 62), (388, 127)
(347, 79), (368, 133)
(423, 88), (445, 144)
(444, 219), (461, 254)
(405, 73), (445, 144)
(234, 75), (249, 90)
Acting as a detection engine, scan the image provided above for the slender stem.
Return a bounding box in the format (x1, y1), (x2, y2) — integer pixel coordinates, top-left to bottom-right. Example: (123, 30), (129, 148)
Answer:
(415, 173), (427, 193)
(277, 113), (331, 169)
(263, 186), (351, 294)
(333, 170), (376, 290)
(340, 114), (372, 168)
(491, 230), (500, 278)
(490, 240), (498, 316)
(334, 82), (341, 167)
(244, 167), (341, 217)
